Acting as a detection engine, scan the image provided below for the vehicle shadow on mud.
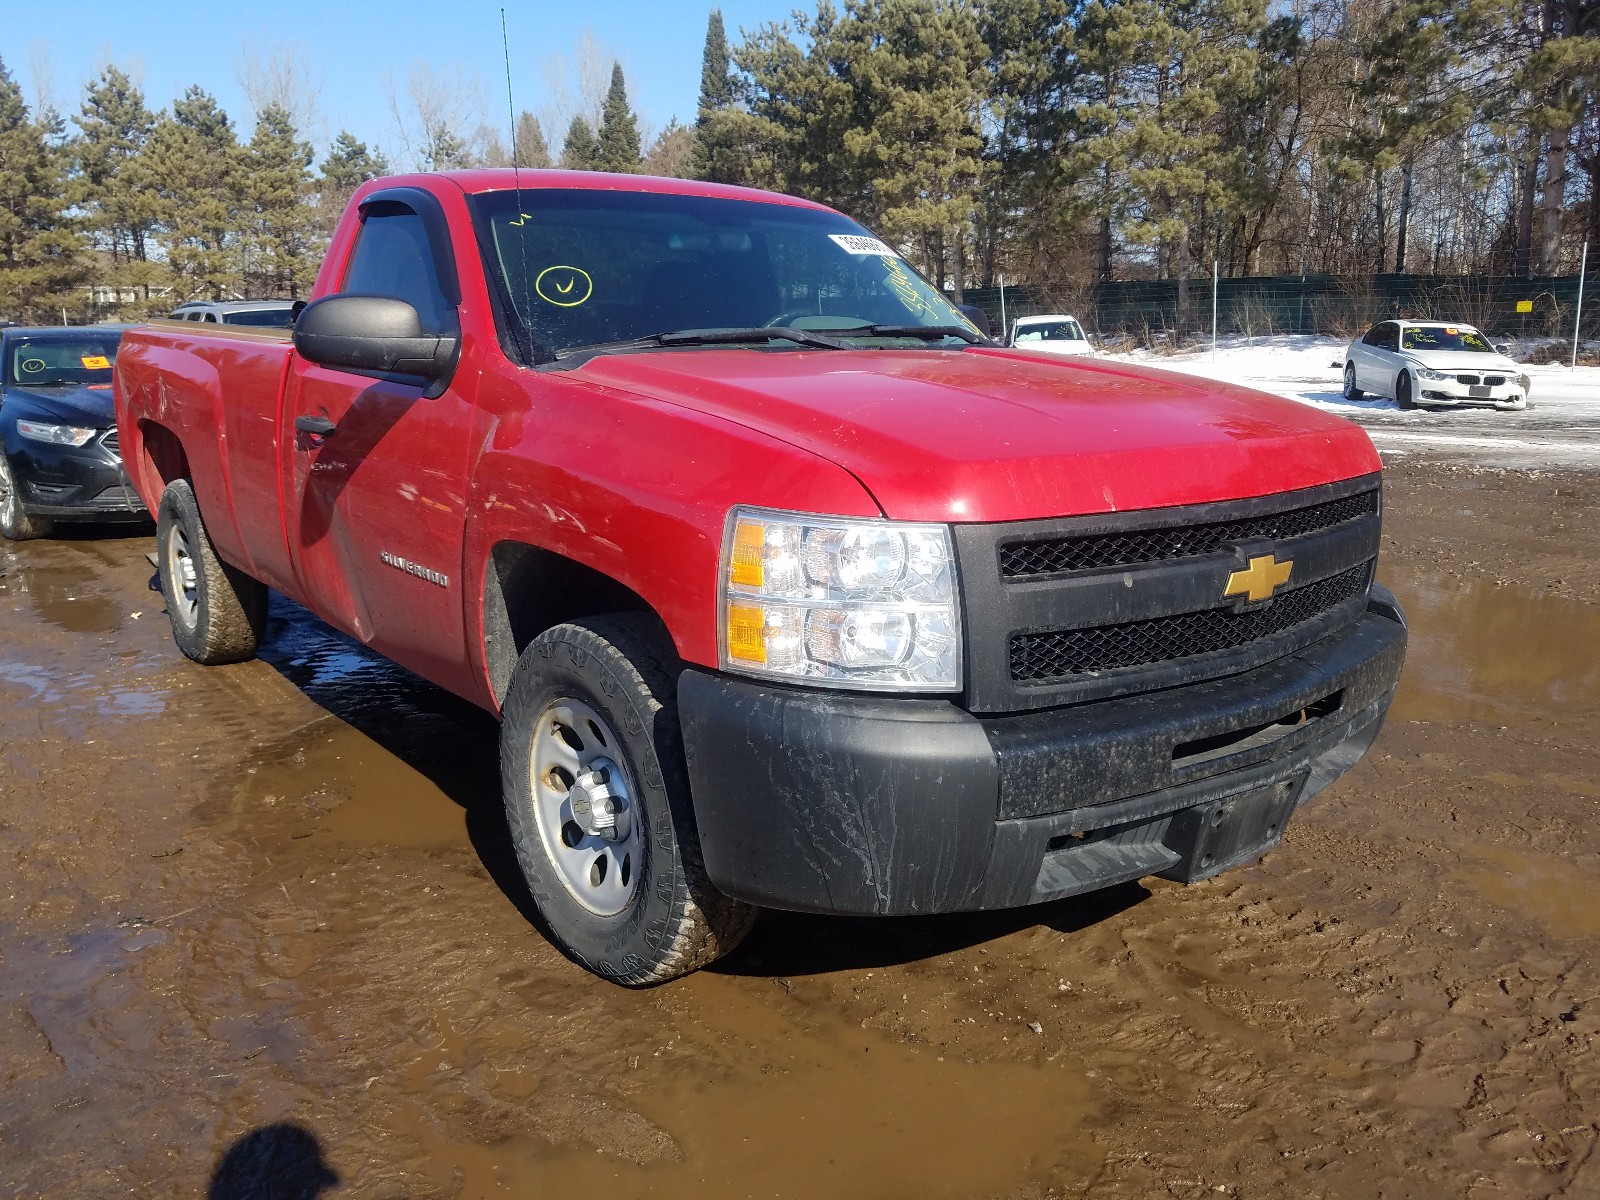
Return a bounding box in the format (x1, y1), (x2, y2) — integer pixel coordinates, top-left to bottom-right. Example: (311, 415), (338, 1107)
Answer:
(253, 595), (546, 930)
(717, 883), (1149, 978)
(252, 594), (1154, 978)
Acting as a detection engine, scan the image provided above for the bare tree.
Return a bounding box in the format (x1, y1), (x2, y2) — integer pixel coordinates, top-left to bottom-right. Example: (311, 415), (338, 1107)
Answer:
(385, 60), (487, 171)
(237, 37), (323, 134)
(538, 29), (627, 148)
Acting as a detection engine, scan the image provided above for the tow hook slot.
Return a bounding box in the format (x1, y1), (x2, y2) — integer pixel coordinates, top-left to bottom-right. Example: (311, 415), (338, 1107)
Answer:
(1170, 690), (1343, 766)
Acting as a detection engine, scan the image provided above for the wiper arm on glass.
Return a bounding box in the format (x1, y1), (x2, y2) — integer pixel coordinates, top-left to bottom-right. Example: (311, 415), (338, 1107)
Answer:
(555, 326), (853, 360)
(850, 324), (986, 344)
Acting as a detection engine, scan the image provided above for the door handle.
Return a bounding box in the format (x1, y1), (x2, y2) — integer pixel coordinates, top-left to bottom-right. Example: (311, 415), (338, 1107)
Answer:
(295, 414), (337, 438)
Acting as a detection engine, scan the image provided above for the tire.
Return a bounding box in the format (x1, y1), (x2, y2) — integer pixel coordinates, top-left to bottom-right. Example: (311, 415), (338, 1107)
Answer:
(500, 615), (756, 985)
(1342, 363), (1364, 401)
(1396, 372), (1417, 411)
(0, 452), (53, 541)
(155, 479), (267, 664)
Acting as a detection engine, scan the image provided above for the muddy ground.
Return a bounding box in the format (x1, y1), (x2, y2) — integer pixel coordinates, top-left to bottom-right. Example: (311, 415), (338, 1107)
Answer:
(2, 458), (1597, 1199)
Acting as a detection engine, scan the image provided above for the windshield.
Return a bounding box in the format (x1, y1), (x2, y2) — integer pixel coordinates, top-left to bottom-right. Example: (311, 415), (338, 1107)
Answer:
(471, 189), (973, 357)
(1014, 319), (1085, 343)
(5, 333), (121, 387)
(224, 308), (295, 327)
(1402, 325), (1492, 353)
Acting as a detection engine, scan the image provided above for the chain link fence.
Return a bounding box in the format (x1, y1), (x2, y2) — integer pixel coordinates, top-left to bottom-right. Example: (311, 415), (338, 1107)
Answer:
(964, 272), (1595, 351)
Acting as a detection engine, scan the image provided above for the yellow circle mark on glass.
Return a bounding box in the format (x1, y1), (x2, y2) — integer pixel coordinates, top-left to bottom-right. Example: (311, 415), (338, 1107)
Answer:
(534, 265), (594, 308)
(20, 358), (46, 373)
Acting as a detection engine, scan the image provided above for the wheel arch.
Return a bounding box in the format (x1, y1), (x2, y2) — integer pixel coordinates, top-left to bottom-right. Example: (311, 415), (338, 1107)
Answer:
(137, 419), (192, 495)
(481, 540), (666, 707)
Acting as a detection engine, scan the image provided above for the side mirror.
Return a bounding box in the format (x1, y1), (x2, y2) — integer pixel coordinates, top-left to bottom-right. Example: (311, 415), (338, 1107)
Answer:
(956, 304), (993, 338)
(1494, 343), (1512, 356)
(293, 295), (458, 385)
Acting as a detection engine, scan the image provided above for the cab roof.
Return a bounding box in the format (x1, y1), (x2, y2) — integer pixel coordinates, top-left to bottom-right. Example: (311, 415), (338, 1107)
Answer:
(388, 168), (838, 213)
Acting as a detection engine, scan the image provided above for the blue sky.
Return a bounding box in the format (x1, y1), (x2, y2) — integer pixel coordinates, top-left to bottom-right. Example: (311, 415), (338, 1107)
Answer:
(2, 1), (786, 162)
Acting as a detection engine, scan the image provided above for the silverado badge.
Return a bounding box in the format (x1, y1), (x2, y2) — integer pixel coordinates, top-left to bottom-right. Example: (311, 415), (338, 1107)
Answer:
(1224, 553), (1293, 603)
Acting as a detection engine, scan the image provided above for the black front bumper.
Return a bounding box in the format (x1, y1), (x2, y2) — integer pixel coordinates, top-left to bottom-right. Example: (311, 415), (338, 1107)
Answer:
(679, 589), (1406, 916)
(8, 437), (147, 522)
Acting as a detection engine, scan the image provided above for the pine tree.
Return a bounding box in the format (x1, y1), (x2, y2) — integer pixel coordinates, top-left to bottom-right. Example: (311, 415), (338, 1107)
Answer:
(699, 10), (734, 115)
(146, 87), (243, 300)
(514, 111), (552, 168)
(694, 8), (746, 181)
(596, 63), (642, 172)
(72, 66), (163, 306)
(422, 121), (469, 170)
(321, 131), (388, 193)
(242, 103), (318, 298)
(0, 57), (83, 319)
(561, 115), (601, 169)
(644, 119), (697, 178)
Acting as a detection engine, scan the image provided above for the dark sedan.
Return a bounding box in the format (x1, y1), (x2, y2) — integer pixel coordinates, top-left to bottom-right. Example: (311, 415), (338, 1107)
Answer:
(0, 327), (148, 540)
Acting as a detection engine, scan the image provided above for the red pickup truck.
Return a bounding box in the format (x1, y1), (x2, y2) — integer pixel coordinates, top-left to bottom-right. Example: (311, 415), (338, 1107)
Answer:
(115, 170), (1406, 985)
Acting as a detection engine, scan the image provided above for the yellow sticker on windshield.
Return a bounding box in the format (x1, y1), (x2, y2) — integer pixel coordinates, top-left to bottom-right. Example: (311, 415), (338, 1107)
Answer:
(1444, 328), (1458, 336)
(81, 355), (110, 369)
(534, 265), (593, 307)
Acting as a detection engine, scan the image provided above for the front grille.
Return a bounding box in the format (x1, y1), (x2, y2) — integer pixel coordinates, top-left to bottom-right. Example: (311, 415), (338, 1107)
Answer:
(1455, 374), (1481, 386)
(101, 427), (120, 456)
(1010, 564), (1371, 683)
(1000, 487), (1378, 579)
(1484, 375), (1506, 386)
(952, 474), (1383, 712)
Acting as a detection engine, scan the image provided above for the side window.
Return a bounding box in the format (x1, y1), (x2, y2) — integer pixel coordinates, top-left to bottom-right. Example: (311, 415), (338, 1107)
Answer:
(203, 312), (218, 323)
(1361, 324), (1385, 347)
(1383, 324), (1400, 351)
(340, 205), (454, 334)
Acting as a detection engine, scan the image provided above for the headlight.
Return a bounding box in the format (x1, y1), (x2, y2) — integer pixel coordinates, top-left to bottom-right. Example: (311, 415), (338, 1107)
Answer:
(1417, 368), (1452, 382)
(720, 507), (962, 691)
(15, 421), (98, 446)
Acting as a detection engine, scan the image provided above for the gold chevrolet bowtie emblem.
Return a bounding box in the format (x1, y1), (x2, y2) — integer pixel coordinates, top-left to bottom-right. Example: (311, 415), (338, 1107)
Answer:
(1224, 554), (1293, 603)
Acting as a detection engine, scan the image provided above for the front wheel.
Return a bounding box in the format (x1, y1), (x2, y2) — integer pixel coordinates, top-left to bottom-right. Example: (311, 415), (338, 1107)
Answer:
(1342, 363), (1364, 401)
(0, 452), (53, 541)
(1396, 372), (1417, 410)
(500, 615), (756, 985)
(156, 479), (268, 664)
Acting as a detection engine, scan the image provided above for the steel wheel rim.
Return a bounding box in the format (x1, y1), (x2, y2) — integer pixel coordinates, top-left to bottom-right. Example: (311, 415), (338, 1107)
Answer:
(530, 697), (643, 917)
(166, 525), (200, 629)
(0, 455), (14, 518)
(1344, 365), (1355, 397)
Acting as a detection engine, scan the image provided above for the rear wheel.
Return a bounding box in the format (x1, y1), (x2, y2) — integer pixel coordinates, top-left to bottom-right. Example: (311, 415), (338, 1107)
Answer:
(1396, 371), (1417, 411)
(500, 615), (756, 985)
(1342, 363), (1364, 401)
(156, 479), (267, 664)
(0, 453), (53, 541)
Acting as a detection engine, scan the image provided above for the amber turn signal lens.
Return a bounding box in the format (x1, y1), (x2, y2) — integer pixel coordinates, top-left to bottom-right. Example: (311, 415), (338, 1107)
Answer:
(726, 602), (768, 664)
(729, 520), (766, 588)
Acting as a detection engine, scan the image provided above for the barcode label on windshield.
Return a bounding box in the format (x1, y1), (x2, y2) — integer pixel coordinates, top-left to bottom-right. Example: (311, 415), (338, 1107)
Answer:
(830, 234), (896, 257)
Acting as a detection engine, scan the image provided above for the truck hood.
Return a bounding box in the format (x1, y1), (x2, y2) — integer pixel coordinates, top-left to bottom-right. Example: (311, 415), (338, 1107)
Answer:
(573, 347), (1380, 523)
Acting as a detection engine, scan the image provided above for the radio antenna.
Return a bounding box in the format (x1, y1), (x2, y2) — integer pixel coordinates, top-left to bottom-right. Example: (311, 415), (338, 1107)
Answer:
(501, 8), (522, 196)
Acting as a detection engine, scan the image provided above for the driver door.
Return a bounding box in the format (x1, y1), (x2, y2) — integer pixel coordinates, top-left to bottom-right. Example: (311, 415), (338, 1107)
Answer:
(281, 192), (489, 692)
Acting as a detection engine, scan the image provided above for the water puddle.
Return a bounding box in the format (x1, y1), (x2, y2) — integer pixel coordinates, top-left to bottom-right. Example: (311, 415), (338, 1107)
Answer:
(234, 721), (470, 848)
(387, 973), (1101, 1199)
(0, 550), (127, 635)
(1458, 846), (1600, 940)
(1380, 565), (1600, 725)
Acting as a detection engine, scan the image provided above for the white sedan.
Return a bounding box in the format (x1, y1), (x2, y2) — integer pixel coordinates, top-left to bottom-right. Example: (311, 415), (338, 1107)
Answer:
(1008, 314), (1094, 356)
(1343, 320), (1531, 410)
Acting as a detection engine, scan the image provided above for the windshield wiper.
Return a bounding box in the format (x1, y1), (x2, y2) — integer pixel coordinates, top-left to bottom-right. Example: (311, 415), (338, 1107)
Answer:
(847, 324), (987, 345)
(555, 326), (853, 360)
